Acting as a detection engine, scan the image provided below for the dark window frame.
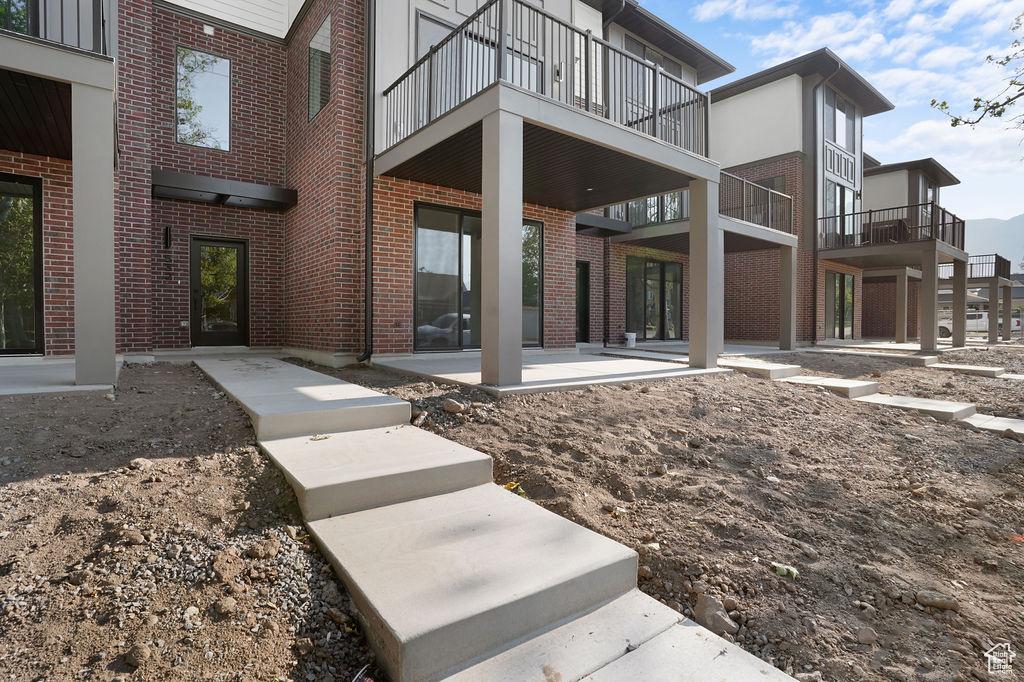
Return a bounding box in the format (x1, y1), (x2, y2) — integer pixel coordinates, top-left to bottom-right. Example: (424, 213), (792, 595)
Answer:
(412, 201), (544, 352)
(625, 255), (684, 342)
(0, 171), (44, 355)
(189, 235), (250, 347)
(307, 14), (332, 122)
(174, 44), (232, 152)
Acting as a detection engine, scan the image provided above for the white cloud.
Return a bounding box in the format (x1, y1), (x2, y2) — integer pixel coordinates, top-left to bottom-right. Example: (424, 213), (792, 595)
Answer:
(918, 45), (977, 69)
(692, 0), (799, 22)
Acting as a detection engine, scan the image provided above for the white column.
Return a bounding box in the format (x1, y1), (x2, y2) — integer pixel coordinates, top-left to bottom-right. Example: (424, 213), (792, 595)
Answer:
(481, 110), (523, 386)
(987, 277), (999, 344)
(1003, 285), (1013, 342)
(72, 83), (116, 385)
(920, 249), (938, 352)
(952, 259), (967, 348)
(689, 178), (723, 368)
(779, 244), (796, 350)
(895, 270), (908, 344)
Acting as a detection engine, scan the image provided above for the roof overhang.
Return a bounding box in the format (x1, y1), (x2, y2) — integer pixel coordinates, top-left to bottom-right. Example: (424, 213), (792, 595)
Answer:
(0, 68), (72, 160)
(151, 168), (297, 210)
(710, 48), (894, 117)
(864, 158), (960, 187)
(576, 212), (632, 238)
(605, 1), (734, 84)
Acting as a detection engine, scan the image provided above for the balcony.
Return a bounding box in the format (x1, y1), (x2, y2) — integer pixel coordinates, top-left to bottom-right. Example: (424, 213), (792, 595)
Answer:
(381, 0), (708, 158)
(818, 203), (964, 251)
(607, 172), (794, 234)
(938, 254), (1011, 281)
(0, 0), (109, 55)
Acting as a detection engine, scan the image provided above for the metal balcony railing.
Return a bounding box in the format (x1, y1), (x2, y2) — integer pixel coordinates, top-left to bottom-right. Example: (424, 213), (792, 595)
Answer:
(381, 0), (709, 156)
(0, 0), (108, 55)
(817, 202), (965, 251)
(605, 172), (794, 234)
(938, 254), (1010, 280)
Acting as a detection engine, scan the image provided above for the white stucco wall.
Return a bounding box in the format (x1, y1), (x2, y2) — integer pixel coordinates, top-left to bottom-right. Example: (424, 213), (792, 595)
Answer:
(164, 0), (295, 37)
(710, 74), (803, 169)
(862, 170), (909, 211)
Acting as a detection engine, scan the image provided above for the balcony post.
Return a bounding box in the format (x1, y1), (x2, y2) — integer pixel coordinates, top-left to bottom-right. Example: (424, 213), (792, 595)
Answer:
(779, 244), (796, 350)
(497, 0), (509, 82)
(481, 109), (523, 386)
(894, 270), (909, 344)
(987, 277), (1000, 344)
(584, 30), (592, 112)
(689, 178), (723, 368)
(1003, 285), (1013, 342)
(952, 258), (967, 348)
(920, 247), (939, 352)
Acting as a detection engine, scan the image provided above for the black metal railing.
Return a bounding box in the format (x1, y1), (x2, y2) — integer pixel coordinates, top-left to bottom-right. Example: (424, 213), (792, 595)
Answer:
(0, 0), (107, 54)
(938, 254), (1010, 280)
(381, 0), (709, 156)
(605, 172), (794, 234)
(817, 202), (965, 251)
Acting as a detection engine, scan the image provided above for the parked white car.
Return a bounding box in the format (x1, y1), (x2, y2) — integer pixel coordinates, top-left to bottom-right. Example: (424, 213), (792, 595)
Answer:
(938, 311), (1022, 337)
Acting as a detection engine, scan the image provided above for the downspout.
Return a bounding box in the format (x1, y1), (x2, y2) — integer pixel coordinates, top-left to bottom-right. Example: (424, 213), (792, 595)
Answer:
(357, 0), (376, 364)
(810, 57), (842, 345)
(603, 0), (627, 29)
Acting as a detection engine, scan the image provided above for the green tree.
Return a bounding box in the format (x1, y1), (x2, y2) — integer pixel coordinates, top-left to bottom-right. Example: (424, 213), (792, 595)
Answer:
(0, 1), (29, 33)
(176, 48), (224, 148)
(931, 14), (1023, 133)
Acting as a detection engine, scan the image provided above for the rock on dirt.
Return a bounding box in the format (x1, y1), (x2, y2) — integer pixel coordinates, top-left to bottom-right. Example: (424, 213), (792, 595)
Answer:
(693, 594), (739, 636)
(916, 590), (959, 611)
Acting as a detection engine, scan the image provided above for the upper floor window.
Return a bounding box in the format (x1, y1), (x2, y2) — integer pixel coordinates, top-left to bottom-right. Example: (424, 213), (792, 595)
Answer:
(176, 47), (230, 150)
(308, 16), (331, 120)
(416, 13), (454, 60)
(623, 35), (683, 78)
(824, 89), (855, 152)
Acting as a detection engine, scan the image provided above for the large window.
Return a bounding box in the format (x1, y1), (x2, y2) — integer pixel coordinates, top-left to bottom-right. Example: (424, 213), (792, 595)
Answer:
(609, 191), (688, 228)
(625, 257), (683, 341)
(176, 46), (230, 150)
(0, 173), (42, 353)
(308, 16), (331, 120)
(826, 271), (854, 339)
(824, 88), (855, 151)
(823, 179), (856, 246)
(414, 204), (543, 350)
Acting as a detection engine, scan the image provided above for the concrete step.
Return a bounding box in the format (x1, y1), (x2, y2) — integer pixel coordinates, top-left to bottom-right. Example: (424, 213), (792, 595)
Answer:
(806, 348), (938, 366)
(308, 483), (637, 682)
(960, 413), (1024, 436)
(718, 357), (802, 379)
(931, 363), (1005, 378)
(854, 393), (976, 421)
(776, 375), (879, 398)
(1001, 373), (1024, 381)
(582, 621), (794, 681)
(194, 357), (410, 439)
(442, 589), (681, 682)
(260, 425), (493, 521)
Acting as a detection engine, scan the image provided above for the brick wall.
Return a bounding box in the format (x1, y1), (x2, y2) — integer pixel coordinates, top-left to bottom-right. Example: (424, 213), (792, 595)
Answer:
(372, 176), (577, 354)
(0, 151), (74, 354)
(862, 278), (920, 339)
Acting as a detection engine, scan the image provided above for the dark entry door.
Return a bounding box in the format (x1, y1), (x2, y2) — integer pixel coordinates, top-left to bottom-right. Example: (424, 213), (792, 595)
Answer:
(576, 261), (590, 343)
(190, 238), (248, 346)
(0, 173), (43, 354)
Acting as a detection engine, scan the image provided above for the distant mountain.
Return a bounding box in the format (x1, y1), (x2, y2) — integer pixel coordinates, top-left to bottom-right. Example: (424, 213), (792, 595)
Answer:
(964, 213), (1024, 274)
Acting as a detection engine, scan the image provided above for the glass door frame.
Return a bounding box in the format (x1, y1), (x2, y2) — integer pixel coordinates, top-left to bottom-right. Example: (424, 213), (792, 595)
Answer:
(0, 172), (44, 355)
(626, 256), (683, 342)
(189, 236), (249, 347)
(826, 270), (854, 339)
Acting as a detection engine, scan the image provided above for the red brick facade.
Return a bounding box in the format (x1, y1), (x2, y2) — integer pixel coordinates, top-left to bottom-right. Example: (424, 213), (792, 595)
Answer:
(862, 279), (920, 339)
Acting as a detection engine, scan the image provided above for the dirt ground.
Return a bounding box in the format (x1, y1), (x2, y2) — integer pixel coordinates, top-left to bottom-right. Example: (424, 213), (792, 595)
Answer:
(307, 354), (1024, 682)
(944, 346), (1024, 375)
(0, 364), (378, 682)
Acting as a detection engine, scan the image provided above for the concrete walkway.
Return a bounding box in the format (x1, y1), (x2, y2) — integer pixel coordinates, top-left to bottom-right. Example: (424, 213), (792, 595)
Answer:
(0, 356), (123, 396)
(196, 357), (791, 682)
(602, 347), (802, 379)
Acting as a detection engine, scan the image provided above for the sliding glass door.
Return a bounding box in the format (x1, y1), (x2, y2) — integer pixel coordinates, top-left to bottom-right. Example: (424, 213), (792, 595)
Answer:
(825, 271), (854, 339)
(626, 256), (682, 341)
(0, 173), (43, 354)
(414, 204), (542, 350)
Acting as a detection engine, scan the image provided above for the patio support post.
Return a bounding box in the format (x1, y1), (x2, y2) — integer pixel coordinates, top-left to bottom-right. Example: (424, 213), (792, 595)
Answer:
(779, 244), (796, 350)
(689, 178), (723, 368)
(895, 270), (908, 344)
(987, 277), (999, 344)
(72, 82), (116, 385)
(1003, 285), (1013, 342)
(481, 109), (523, 387)
(920, 248), (938, 352)
(952, 259), (967, 348)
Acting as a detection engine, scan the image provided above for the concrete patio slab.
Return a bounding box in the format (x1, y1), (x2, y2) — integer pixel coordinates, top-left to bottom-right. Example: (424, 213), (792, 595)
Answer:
(960, 414), (1024, 436)
(817, 339), (968, 354)
(372, 351), (730, 396)
(930, 363), (1005, 377)
(854, 393), (976, 421)
(194, 357), (410, 439)
(307, 483), (637, 682)
(718, 357), (802, 379)
(599, 348), (689, 364)
(0, 356), (123, 396)
(1001, 373), (1024, 381)
(582, 620), (794, 681)
(777, 375), (879, 398)
(260, 425), (492, 521)
(442, 589), (681, 682)
(805, 348), (939, 366)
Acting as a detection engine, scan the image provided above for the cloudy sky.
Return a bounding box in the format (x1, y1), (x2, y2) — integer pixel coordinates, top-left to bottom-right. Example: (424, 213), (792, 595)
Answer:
(642, 0), (1024, 220)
